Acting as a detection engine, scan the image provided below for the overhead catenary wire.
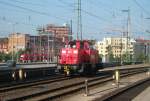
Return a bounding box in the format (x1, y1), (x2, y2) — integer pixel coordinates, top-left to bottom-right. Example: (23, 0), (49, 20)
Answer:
(0, 16), (37, 27)
(87, 0), (149, 36)
(8, 0), (73, 12)
(0, 1), (67, 21)
(57, 0), (113, 36)
(57, 0), (111, 24)
(0, 0), (149, 39)
(0, 0), (103, 36)
(133, 0), (150, 16)
(7, 0), (45, 7)
(87, 0), (113, 14)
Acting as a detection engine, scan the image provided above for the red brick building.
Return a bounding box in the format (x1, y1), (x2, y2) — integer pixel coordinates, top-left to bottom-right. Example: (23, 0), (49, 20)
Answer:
(45, 24), (72, 42)
(0, 38), (8, 53)
(37, 24), (72, 57)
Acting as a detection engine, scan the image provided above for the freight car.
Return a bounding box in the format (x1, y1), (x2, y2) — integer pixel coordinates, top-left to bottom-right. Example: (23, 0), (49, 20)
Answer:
(57, 40), (101, 76)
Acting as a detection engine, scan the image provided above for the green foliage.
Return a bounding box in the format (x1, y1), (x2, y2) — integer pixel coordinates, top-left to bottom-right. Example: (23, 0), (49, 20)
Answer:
(0, 52), (4, 62)
(106, 45), (115, 63)
(0, 49), (25, 63)
(14, 49), (25, 62)
(122, 52), (131, 63)
(135, 53), (146, 62)
(109, 52), (114, 63)
(114, 56), (121, 62)
(0, 52), (11, 62)
(98, 54), (103, 62)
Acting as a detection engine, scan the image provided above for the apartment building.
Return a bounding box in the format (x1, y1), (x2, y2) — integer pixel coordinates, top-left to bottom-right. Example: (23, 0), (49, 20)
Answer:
(95, 37), (135, 62)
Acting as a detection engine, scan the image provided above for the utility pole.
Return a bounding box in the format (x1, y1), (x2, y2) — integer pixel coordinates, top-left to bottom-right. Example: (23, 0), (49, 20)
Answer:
(122, 8), (131, 62)
(48, 32), (50, 63)
(145, 17), (150, 63)
(33, 36), (36, 62)
(16, 33), (18, 63)
(11, 34), (14, 61)
(70, 20), (72, 41)
(127, 8), (131, 62)
(52, 31), (55, 62)
(127, 8), (131, 53)
(37, 27), (43, 62)
(77, 0), (82, 40)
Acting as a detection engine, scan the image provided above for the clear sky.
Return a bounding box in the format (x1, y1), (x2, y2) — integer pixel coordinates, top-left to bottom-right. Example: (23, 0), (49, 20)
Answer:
(0, 0), (150, 40)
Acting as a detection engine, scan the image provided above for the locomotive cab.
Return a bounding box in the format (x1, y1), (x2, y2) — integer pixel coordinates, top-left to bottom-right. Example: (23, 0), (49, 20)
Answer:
(57, 40), (99, 76)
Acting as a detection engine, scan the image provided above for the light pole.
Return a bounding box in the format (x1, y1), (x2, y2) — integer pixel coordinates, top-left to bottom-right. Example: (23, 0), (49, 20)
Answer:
(122, 8), (131, 63)
(145, 17), (150, 63)
(16, 33), (19, 63)
(49, 32), (54, 62)
(37, 27), (43, 62)
(145, 17), (150, 39)
(9, 22), (17, 61)
(11, 34), (14, 61)
(48, 32), (50, 63)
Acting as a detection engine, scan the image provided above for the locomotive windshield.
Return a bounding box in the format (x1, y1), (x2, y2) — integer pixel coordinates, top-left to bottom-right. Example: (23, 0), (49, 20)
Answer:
(65, 41), (76, 48)
(64, 40), (95, 49)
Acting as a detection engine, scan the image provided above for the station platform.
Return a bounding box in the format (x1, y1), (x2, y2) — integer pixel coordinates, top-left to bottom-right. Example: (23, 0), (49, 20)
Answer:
(133, 86), (150, 101)
(0, 63), (57, 82)
(62, 72), (150, 101)
(0, 63), (56, 70)
(99, 64), (150, 72)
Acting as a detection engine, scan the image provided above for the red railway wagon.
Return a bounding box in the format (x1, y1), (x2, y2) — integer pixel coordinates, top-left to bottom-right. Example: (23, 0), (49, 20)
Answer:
(57, 40), (100, 76)
(20, 54), (48, 62)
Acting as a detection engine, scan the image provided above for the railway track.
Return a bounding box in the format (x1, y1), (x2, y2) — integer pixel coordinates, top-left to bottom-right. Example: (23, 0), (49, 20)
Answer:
(0, 74), (71, 93)
(94, 74), (150, 101)
(0, 74), (110, 101)
(0, 68), (147, 101)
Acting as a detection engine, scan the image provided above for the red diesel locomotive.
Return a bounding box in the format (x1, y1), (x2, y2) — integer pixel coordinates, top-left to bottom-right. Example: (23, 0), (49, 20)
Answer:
(57, 40), (101, 76)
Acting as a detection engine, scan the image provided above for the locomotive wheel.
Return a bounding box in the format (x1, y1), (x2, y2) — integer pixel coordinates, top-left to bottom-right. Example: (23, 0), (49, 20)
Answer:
(91, 64), (97, 75)
(81, 63), (92, 75)
(84, 63), (97, 76)
(79, 64), (86, 75)
(57, 65), (64, 74)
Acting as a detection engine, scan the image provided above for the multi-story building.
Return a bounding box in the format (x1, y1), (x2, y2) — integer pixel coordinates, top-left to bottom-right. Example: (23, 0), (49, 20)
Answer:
(37, 24), (72, 56)
(134, 39), (150, 63)
(6, 24), (71, 62)
(0, 38), (8, 53)
(45, 24), (72, 42)
(8, 33), (30, 53)
(95, 37), (135, 62)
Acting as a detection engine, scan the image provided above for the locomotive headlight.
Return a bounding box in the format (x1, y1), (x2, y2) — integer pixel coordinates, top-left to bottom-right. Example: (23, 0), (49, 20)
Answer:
(73, 50), (78, 54)
(62, 50), (66, 53)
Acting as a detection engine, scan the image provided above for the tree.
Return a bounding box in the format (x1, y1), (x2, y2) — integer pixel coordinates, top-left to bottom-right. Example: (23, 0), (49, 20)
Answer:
(13, 49), (25, 62)
(122, 52), (134, 64)
(0, 52), (4, 62)
(135, 53), (146, 63)
(0, 52), (11, 62)
(109, 52), (114, 63)
(4, 53), (11, 61)
(106, 45), (115, 63)
(98, 54), (103, 62)
(114, 56), (120, 62)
